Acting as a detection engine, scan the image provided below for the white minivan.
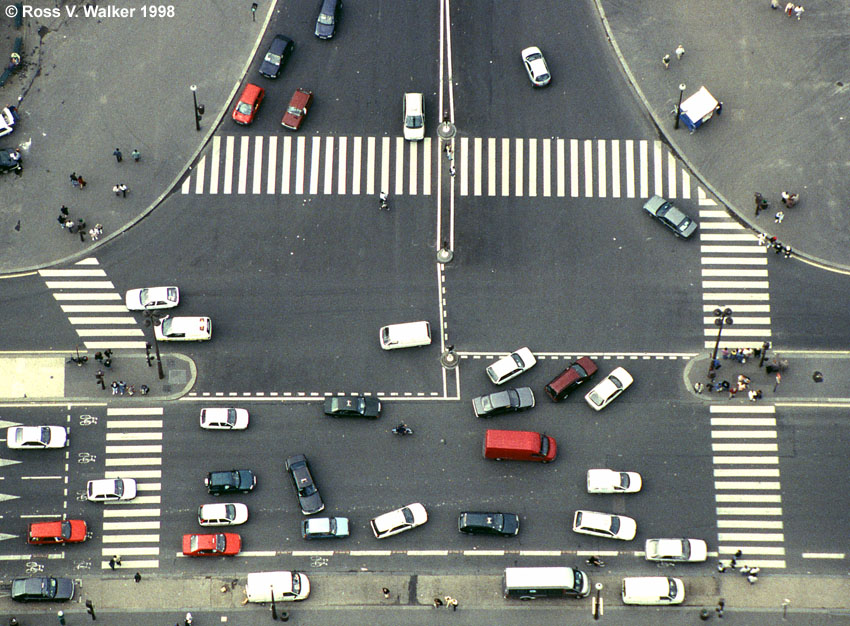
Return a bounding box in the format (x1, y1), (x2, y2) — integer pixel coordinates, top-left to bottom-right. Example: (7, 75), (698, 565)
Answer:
(621, 576), (684, 605)
(245, 571), (310, 603)
(379, 321), (431, 350)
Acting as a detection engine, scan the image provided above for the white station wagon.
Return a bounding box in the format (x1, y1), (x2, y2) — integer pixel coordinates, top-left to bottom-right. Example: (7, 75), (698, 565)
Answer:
(586, 469), (642, 494)
(155, 315), (212, 342)
(198, 503), (249, 527)
(6, 426), (68, 449)
(370, 503), (428, 539)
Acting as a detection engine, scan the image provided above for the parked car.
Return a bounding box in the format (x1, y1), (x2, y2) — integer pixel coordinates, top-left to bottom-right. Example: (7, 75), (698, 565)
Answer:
(199, 408), (249, 430)
(197, 503), (249, 527)
(403, 92), (425, 141)
(281, 88), (313, 130)
(642, 195), (698, 239)
(324, 395), (381, 418)
(457, 512), (519, 536)
(644, 538), (708, 562)
(572, 510), (636, 541)
(0, 147), (22, 174)
(124, 286), (179, 311)
(0, 105), (18, 137)
(232, 83), (265, 125)
(486, 347), (537, 385)
(11, 577), (75, 602)
(259, 34), (294, 79)
(285, 454), (324, 515)
(182, 532), (241, 556)
(27, 520), (87, 545)
(521, 46), (551, 86)
(472, 387), (535, 418)
(586, 469), (642, 494)
(205, 470), (256, 495)
(6, 425), (67, 449)
(154, 315), (211, 342)
(314, 0), (341, 39)
(301, 516), (350, 539)
(584, 367), (633, 411)
(86, 478), (137, 502)
(370, 503), (427, 539)
(544, 357), (598, 401)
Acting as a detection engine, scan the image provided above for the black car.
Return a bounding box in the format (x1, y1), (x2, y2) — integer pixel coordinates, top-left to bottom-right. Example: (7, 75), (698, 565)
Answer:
(472, 387), (535, 418)
(11, 577), (75, 602)
(258, 34), (293, 79)
(314, 0), (341, 39)
(458, 512), (520, 537)
(205, 469), (256, 495)
(324, 395), (381, 418)
(285, 454), (324, 515)
(0, 147), (22, 175)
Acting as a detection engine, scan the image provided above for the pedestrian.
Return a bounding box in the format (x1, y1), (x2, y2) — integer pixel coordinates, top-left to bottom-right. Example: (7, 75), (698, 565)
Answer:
(58, 214), (68, 228)
(134, 572), (141, 583)
(108, 556), (116, 570)
(694, 381), (704, 393)
(9, 617), (18, 626)
(757, 233), (766, 246)
(444, 596), (455, 608)
(118, 183), (128, 197)
(89, 227), (98, 241)
(70, 172), (79, 187)
(94, 351), (103, 362)
(662, 54), (670, 69)
(95, 224), (103, 238)
(127, 384), (135, 396)
(96, 370), (105, 390)
(185, 611), (193, 626)
(132, 149), (141, 162)
(103, 357), (112, 368)
(433, 597), (443, 608)
(728, 386), (737, 399)
(447, 597), (458, 611)
(115, 555), (121, 565)
(721, 347), (730, 359)
(716, 560), (727, 573)
(773, 241), (783, 253)
(113, 148), (123, 162)
(66, 219), (77, 233)
(449, 165), (456, 177)
(715, 101), (723, 115)
(587, 555), (604, 567)
(774, 210), (784, 223)
(140, 384), (150, 395)
(382, 587), (390, 599)
(771, 0), (779, 7)
(111, 381), (119, 395)
(754, 192), (764, 215)
(794, 5), (804, 19)
(675, 44), (685, 60)
(113, 184), (121, 196)
(104, 349), (113, 359)
(748, 389), (758, 401)
(783, 245), (792, 258)
(717, 598), (725, 617)
(117, 380), (127, 395)
(756, 389), (763, 400)
(60, 205), (69, 217)
(748, 568), (759, 583)
(77, 175), (87, 189)
(785, 2), (794, 15)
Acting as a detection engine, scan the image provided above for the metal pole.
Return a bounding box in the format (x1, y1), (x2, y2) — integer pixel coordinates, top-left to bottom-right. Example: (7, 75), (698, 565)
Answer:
(153, 333), (164, 380)
(708, 308), (732, 377)
(674, 83), (686, 130)
(191, 85), (200, 131)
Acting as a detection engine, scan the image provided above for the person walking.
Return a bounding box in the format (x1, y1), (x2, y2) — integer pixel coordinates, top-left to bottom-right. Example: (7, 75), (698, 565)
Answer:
(675, 44), (685, 60)
(131, 149), (141, 162)
(70, 172), (79, 187)
(111, 381), (119, 395)
(662, 54), (670, 69)
(95, 370), (105, 390)
(382, 587), (390, 599)
(77, 175), (87, 189)
(134, 572), (141, 583)
(785, 2), (794, 15)
(60, 205), (69, 218)
(783, 245), (792, 258)
(113, 148), (123, 162)
(108, 556), (116, 570)
(140, 384), (150, 395)
(117, 380), (127, 395)
(754, 192), (765, 216)
(774, 211), (784, 223)
(58, 214), (69, 228)
(794, 5), (804, 19)
(379, 191), (388, 210)
(118, 183), (128, 197)
(771, 0), (779, 7)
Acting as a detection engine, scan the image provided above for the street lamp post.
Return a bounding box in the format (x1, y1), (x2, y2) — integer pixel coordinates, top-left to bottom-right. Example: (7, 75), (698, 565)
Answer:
(142, 308), (165, 380)
(190, 85), (204, 131)
(674, 83), (686, 130)
(708, 307), (733, 378)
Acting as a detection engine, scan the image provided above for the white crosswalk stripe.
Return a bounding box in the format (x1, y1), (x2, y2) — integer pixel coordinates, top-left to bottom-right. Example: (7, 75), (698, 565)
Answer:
(182, 135), (707, 200)
(710, 405), (785, 569)
(98, 407), (164, 570)
(38, 258), (146, 350)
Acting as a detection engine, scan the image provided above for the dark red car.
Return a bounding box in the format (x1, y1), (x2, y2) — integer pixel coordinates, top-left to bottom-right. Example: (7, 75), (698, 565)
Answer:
(27, 520), (87, 545)
(232, 83), (264, 125)
(281, 88), (313, 130)
(544, 357), (598, 402)
(182, 532), (241, 557)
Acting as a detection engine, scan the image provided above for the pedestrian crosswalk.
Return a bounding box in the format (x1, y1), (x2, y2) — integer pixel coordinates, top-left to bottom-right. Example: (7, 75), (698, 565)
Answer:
(98, 406), (163, 570)
(38, 257), (146, 350)
(180, 135), (701, 200)
(711, 404), (785, 569)
(699, 198), (772, 349)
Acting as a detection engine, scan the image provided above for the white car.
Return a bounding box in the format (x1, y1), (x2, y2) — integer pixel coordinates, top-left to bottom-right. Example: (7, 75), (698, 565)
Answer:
(6, 426), (68, 449)
(87, 478), (137, 502)
(645, 538), (708, 563)
(370, 502), (428, 539)
(0, 106), (17, 138)
(486, 347), (537, 385)
(521, 46), (551, 87)
(154, 315), (211, 342)
(124, 286), (179, 311)
(586, 469), (642, 494)
(197, 503), (249, 527)
(200, 408), (249, 430)
(584, 367), (633, 411)
(403, 93), (424, 141)
(572, 510), (636, 541)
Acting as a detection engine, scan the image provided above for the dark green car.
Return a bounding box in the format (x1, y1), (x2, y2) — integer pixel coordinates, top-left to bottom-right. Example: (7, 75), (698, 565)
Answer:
(205, 469), (256, 495)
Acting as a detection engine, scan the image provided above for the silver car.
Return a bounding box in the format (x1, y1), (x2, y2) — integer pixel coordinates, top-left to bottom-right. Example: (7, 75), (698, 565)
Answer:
(521, 46), (551, 87)
(642, 195), (698, 239)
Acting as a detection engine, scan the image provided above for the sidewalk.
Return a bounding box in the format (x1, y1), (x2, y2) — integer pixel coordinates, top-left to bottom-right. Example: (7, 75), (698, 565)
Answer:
(0, 1), (273, 274)
(596, 0), (850, 270)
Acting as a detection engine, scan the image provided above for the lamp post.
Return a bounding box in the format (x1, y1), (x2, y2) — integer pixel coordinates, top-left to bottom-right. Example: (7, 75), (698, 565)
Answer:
(674, 83), (686, 130)
(190, 85), (204, 131)
(708, 307), (733, 378)
(142, 307), (165, 380)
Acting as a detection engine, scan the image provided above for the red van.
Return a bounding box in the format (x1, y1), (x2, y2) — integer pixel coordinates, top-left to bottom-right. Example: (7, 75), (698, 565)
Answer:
(483, 429), (556, 463)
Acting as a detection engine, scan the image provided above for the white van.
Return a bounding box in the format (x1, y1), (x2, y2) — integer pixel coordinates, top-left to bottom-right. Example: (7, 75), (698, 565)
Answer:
(504, 567), (590, 599)
(245, 571), (310, 603)
(621, 576), (684, 605)
(379, 321), (431, 350)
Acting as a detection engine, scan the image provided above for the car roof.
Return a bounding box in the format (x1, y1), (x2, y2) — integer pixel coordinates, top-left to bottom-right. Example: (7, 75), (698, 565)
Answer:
(404, 93), (423, 114)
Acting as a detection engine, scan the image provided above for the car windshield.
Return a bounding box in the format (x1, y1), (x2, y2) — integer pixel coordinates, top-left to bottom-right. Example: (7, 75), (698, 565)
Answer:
(511, 354), (525, 368)
(225, 409), (237, 426)
(402, 507), (414, 524)
(160, 318), (174, 334)
(317, 12), (334, 25)
(588, 391), (603, 406)
(287, 105), (303, 116)
(113, 480), (124, 497)
(224, 504), (235, 519)
(60, 521), (72, 539)
(608, 376), (624, 390)
(619, 473), (631, 489)
(609, 516), (620, 534)
(236, 102), (253, 115)
(527, 52), (542, 61)
(46, 577), (57, 598)
(572, 364), (588, 377)
(405, 114), (423, 129)
(264, 52), (281, 65)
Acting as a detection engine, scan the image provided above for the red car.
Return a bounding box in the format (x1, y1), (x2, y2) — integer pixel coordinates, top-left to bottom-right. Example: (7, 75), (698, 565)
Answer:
(27, 520), (88, 545)
(232, 83), (264, 125)
(281, 88), (313, 130)
(182, 532), (241, 557)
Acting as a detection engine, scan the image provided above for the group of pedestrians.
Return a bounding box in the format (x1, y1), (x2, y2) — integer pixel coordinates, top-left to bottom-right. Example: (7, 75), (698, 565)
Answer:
(774, 1), (804, 19)
(756, 232), (792, 258)
(754, 191), (798, 226)
(108, 380), (149, 396)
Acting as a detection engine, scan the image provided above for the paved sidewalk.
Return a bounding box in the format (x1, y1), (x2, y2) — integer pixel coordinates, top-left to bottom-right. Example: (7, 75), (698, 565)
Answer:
(0, 1), (274, 274)
(597, 0), (850, 270)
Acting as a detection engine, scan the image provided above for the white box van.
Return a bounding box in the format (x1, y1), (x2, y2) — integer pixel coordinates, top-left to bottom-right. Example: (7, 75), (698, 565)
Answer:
(379, 321), (431, 350)
(245, 571), (310, 603)
(621, 576), (684, 605)
(504, 567), (590, 599)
